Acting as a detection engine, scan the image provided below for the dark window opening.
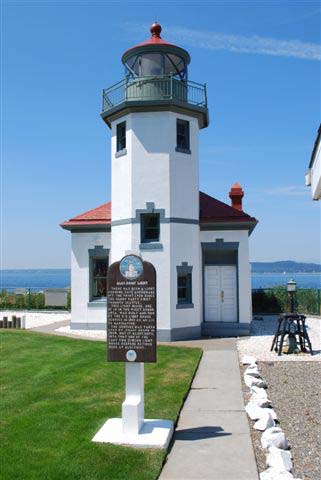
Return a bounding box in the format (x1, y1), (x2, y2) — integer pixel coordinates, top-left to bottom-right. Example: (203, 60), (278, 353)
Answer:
(141, 213), (160, 243)
(177, 273), (192, 304)
(92, 257), (108, 299)
(116, 121), (126, 152)
(176, 119), (190, 151)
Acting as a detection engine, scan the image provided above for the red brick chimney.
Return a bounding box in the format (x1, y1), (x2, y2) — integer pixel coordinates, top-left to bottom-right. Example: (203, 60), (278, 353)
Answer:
(229, 182), (244, 211)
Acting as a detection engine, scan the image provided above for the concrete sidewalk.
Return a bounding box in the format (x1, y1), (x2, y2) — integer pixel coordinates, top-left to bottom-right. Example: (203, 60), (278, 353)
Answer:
(159, 338), (259, 480)
(30, 321), (106, 342)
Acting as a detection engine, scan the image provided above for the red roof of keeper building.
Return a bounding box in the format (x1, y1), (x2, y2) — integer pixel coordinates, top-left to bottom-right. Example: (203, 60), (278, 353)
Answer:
(60, 190), (257, 232)
(61, 202), (112, 228)
(199, 191), (256, 224)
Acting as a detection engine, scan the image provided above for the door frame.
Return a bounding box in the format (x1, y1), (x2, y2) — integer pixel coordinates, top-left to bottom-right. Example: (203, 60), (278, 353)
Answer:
(201, 240), (239, 323)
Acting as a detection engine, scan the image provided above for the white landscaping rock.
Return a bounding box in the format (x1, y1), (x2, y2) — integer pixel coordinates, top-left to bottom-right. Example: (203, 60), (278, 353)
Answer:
(261, 427), (288, 450)
(245, 402), (265, 420)
(244, 374), (267, 388)
(245, 364), (261, 377)
(260, 467), (295, 479)
(254, 410), (275, 431)
(266, 447), (292, 472)
(241, 354), (257, 365)
(246, 402), (278, 422)
(252, 396), (272, 408)
(268, 409), (277, 421)
(251, 385), (269, 399)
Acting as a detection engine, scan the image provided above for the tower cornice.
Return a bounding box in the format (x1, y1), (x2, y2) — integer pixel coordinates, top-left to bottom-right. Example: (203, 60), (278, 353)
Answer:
(101, 98), (209, 129)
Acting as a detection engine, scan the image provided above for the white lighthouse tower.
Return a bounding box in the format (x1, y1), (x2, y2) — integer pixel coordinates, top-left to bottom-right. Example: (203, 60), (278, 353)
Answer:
(101, 22), (209, 341)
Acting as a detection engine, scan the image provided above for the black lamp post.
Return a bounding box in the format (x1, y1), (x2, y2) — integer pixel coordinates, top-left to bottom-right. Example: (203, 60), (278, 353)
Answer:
(287, 279), (297, 313)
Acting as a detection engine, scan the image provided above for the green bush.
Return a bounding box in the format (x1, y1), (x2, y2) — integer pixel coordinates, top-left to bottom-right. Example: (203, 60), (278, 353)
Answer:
(0, 290), (71, 311)
(252, 287), (321, 315)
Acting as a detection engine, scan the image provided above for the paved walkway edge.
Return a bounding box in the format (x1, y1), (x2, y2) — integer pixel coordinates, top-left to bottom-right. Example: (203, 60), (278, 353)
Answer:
(159, 338), (259, 480)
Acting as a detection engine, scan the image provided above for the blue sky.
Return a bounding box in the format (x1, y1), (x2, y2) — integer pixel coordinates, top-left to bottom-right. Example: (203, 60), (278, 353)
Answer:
(2, 0), (320, 268)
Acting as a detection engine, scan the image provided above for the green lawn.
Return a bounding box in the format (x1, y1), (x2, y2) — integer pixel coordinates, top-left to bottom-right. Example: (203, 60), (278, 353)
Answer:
(0, 331), (201, 480)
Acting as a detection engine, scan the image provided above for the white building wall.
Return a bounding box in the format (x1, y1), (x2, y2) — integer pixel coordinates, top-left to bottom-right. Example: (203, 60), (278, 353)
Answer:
(311, 140), (321, 200)
(111, 113), (133, 220)
(70, 226), (252, 332)
(169, 224), (202, 331)
(71, 231), (111, 329)
(135, 223), (171, 332)
(69, 109), (254, 337)
(110, 110), (201, 339)
(200, 229), (252, 325)
(111, 111), (199, 219)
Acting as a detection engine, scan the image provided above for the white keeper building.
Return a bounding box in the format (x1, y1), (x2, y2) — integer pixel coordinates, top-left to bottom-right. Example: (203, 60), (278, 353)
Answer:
(61, 22), (258, 341)
(305, 124), (321, 201)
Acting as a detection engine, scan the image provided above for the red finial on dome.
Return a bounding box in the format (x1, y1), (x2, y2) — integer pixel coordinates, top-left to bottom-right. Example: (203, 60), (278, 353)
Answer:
(150, 22), (162, 38)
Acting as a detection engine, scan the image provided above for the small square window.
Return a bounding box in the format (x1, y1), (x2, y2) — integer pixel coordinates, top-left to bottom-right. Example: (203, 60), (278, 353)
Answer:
(141, 213), (160, 243)
(116, 121), (126, 152)
(91, 257), (108, 299)
(177, 273), (192, 304)
(176, 119), (190, 151)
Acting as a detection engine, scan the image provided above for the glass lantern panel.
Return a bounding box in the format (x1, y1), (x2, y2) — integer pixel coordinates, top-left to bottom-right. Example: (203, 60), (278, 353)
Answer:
(164, 53), (186, 75)
(140, 53), (164, 76)
(126, 55), (140, 75)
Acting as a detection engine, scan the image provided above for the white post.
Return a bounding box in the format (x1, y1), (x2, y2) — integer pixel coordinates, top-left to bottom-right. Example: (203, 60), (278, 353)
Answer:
(92, 357), (173, 448)
(122, 363), (144, 435)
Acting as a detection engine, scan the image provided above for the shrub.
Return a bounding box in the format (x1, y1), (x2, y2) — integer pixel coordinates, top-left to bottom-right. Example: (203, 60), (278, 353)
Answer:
(0, 290), (71, 311)
(252, 287), (321, 315)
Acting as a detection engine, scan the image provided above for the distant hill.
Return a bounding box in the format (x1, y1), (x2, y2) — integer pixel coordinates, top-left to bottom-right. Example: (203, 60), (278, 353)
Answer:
(251, 261), (321, 273)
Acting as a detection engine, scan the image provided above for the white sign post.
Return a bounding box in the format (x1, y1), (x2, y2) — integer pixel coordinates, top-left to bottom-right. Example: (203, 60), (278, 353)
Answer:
(92, 255), (173, 448)
(122, 363), (144, 435)
(92, 362), (173, 448)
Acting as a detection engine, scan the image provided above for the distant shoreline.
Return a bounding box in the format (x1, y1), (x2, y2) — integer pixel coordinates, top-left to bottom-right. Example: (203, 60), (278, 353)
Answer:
(1, 269), (320, 290)
(252, 272), (321, 276)
(1, 269), (320, 275)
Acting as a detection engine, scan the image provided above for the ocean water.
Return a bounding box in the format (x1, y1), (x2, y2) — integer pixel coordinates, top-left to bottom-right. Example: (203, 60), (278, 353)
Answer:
(0, 269), (320, 291)
(0, 269), (71, 291)
(251, 273), (321, 289)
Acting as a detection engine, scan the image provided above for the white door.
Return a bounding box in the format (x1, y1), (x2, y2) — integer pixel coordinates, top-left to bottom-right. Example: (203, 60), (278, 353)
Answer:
(205, 265), (237, 322)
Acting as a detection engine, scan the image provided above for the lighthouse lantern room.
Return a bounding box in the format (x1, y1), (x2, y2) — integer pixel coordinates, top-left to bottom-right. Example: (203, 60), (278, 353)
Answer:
(101, 23), (208, 129)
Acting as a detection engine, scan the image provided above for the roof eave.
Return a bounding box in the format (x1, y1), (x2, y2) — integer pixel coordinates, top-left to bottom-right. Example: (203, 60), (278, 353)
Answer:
(122, 43), (191, 65)
(101, 100), (209, 130)
(60, 222), (111, 232)
(200, 219), (258, 235)
(309, 124), (321, 169)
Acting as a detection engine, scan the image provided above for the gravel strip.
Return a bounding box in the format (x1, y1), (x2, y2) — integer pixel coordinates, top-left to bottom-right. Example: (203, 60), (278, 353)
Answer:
(241, 362), (321, 480)
(237, 316), (321, 362)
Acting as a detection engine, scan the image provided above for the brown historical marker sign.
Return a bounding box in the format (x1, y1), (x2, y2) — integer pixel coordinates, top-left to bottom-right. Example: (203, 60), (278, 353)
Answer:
(107, 254), (156, 363)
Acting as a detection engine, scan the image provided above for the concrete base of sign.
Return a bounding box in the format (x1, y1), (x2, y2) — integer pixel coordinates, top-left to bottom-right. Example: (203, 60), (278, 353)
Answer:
(92, 417), (174, 449)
